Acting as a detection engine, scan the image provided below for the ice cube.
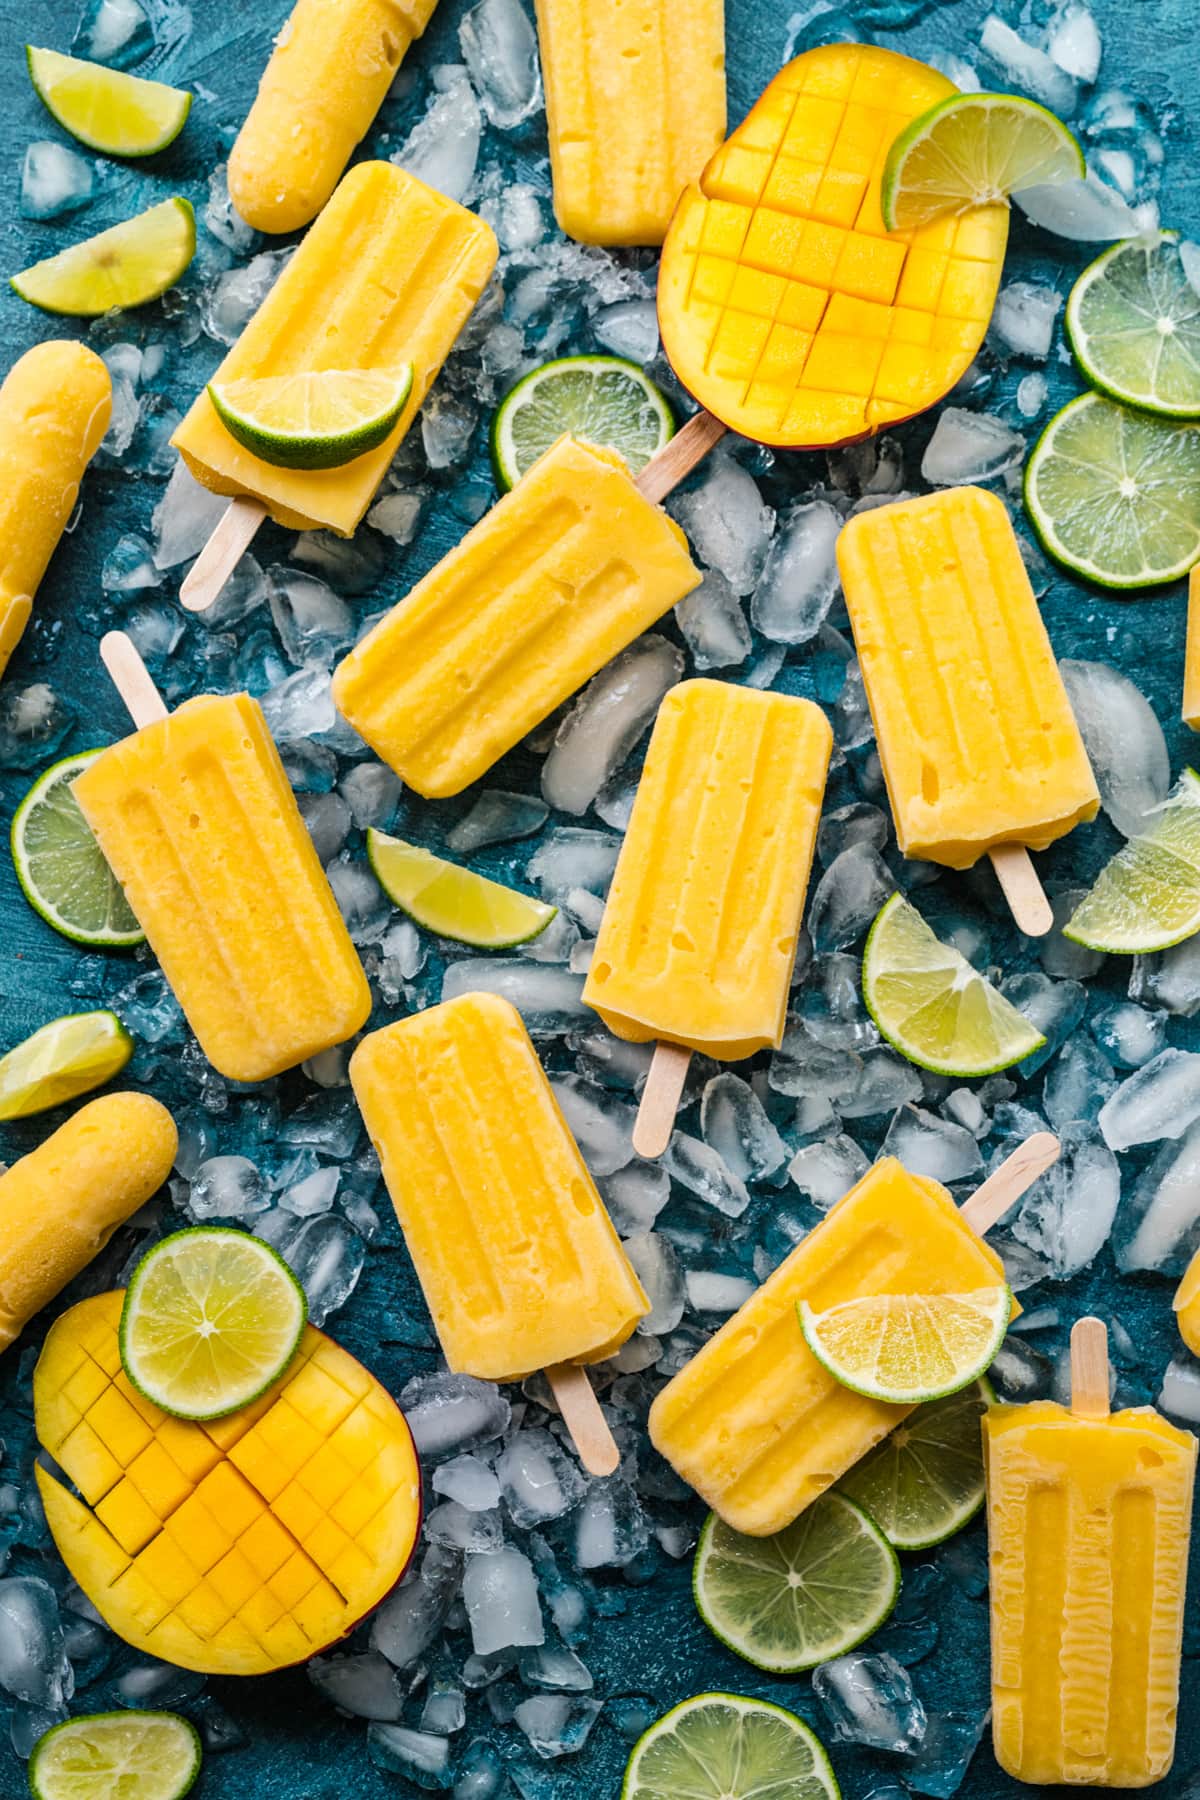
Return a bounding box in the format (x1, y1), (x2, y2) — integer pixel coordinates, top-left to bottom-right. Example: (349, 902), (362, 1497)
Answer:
(368, 1723), (453, 1785)
(309, 1651), (402, 1721)
(0, 1580), (71, 1709)
(999, 972), (1086, 1075)
(1158, 1357), (1200, 1424)
(670, 452), (775, 595)
(433, 1455), (501, 1513)
(751, 498), (842, 643)
(1099, 1049), (1200, 1150)
(447, 791), (548, 853)
(100, 532), (162, 594)
(291, 529), (385, 594)
(299, 791), (352, 865)
(518, 1645), (593, 1692)
(599, 1163), (670, 1234)
(1047, 2), (1102, 82)
(663, 1132), (751, 1217)
(700, 1072), (788, 1182)
(116, 1660), (203, 1707)
(0, 683), (73, 771)
(496, 1429), (588, 1528)
(593, 299), (659, 363)
(1115, 1117), (1200, 1274)
(550, 1076), (635, 1175)
(527, 829), (621, 903)
(267, 567), (353, 667)
(459, 0), (542, 129)
(393, 66), (482, 205)
(267, 1213), (365, 1324)
(426, 1501), (504, 1553)
(1043, 1038), (1116, 1129)
(480, 181), (545, 252)
(921, 409), (1025, 486)
(980, 15), (1078, 112)
(328, 860), (392, 946)
(1010, 1121), (1119, 1278)
(152, 462), (229, 570)
(624, 1233), (686, 1334)
(514, 1694), (602, 1759)
(990, 281), (1063, 360)
(463, 1549), (544, 1655)
(788, 1134), (869, 1209)
(367, 490), (424, 544)
(809, 843), (895, 954)
(905, 1708), (991, 1798)
(371, 1543), (463, 1667)
(572, 1478), (648, 1569)
(72, 0), (155, 65)
(685, 1271), (756, 1313)
(1131, 936), (1200, 1017)
(1017, 372), (1050, 417)
(279, 1166), (339, 1218)
(1059, 660), (1169, 837)
(1015, 166), (1144, 239)
(453, 1740), (507, 1798)
(422, 1682), (467, 1735)
(20, 141), (94, 220)
(401, 1372), (512, 1461)
(1090, 1000), (1166, 1068)
(813, 1651), (927, 1753)
(338, 763), (402, 830)
(839, 1049), (924, 1119)
(441, 961), (587, 1033)
(816, 802), (889, 868)
(188, 1155), (267, 1221)
(203, 162), (255, 255)
(540, 636), (682, 815)
(200, 248), (291, 346)
(881, 1107), (983, 1184)
(675, 569), (752, 670)
(421, 390), (478, 469)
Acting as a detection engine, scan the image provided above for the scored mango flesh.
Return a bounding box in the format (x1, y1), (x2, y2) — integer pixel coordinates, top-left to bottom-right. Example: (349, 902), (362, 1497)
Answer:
(658, 43), (1009, 447)
(35, 1294), (420, 1676)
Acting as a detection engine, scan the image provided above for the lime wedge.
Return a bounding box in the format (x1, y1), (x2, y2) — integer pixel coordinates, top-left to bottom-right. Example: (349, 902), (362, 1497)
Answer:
(209, 366), (414, 471)
(120, 1227), (307, 1420)
(1064, 769), (1200, 952)
(12, 751), (144, 947)
(491, 354), (673, 491)
(367, 830), (557, 947)
(0, 1010), (132, 1121)
(799, 1288), (1012, 1405)
(693, 1491), (899, 1673)
(27, 45), (191, 157)
(12, 196), (195, 315)
(1065, 233), (1200, 420)
(622, 1694), (840, 1800)
(838, 1378), (993, 1550)
(1024, 390), (1200, 589)
(863, 893), (1045, 1078)
(881, 92), (1084, 232)
(29, 1710), (201, 1800)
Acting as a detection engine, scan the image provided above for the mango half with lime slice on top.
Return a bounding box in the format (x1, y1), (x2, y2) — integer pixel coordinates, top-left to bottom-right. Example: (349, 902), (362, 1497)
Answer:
(658, 42), (1009, 448)
(34, 1293), (420, 1675)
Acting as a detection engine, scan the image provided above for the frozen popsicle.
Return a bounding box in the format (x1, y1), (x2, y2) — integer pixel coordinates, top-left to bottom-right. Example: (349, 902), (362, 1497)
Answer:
(649, 1136), (1057, 1535)
(1184, 565), (1200, 731)
(534, 0), (726, 246)
(0, 341), (111, 684)
(72, 634), (370, 1084)
(986, 1317), (1196, 1786)
(174, 161), (497, 604)
(838, 487), (1099, 934)
(332, 433), (703, 797)
(1173, 1247), (1200, 1356)
(584, 679), (832, 1155)
(0, 1093), (177, 1352)
(228, 0), (441, 234)
(350, 992), (648, 1472)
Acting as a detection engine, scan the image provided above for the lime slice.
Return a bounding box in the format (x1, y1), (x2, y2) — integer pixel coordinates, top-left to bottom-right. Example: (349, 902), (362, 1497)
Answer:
(1065, 233), (1200, 420)
(120, 1227), (307, 1420)
(1064, 768), (1200, 952)
(367, 830), (557, 947)
(693, 1491), (899, 1673)
(799, 1288), (1012, 1405)
(838, 1377), (993, 1550)
(491, 355), (673, 490)
(12, 196), (195, 315)
(862, 893), (1045, 1078)
(29, 1711), (201, 1800)
(0, 1010), (133, 1121)
(1025, 390), (1200, 589)
(27, 45), (191, 157)
(881, 92), (1084, 232)
(209, 366), (414, 471)
(622, 1694), (840, 1800)
(12, 751), (144, 947)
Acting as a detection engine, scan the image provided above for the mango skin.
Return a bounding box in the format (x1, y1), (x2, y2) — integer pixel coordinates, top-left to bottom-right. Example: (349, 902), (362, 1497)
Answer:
(657, 42), (1009, 448)
(35, 1293), (421, 1676)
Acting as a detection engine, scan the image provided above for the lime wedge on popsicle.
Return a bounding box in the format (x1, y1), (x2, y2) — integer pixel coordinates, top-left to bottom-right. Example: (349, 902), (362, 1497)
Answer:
(11, 750), (144, 947)
(622, 1694), (840, 1800)
(0, 1010), (133, 1121)
(799, 1288), (1013, 1405)
(27, 45), (191, 157)
(1065, 233), (1200, 420)
(491, 354), (674, 490)
(881, 92), (1084, 232)
(11, 196), (195, 314)
(838, 1377), (992, 1549)
(693, 1491), (899, 1673)
(367, 831), (557, 946)
(1064, 768), (1200, 952)
(209, 366), (414, 471)
(29, 1710), (202, 1800)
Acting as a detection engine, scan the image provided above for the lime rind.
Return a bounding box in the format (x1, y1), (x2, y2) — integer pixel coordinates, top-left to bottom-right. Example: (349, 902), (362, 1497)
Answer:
(12, 750), (144, 948)
(692, 1492), (899, 1673)
(1066, 232), (1200, 421)
(863, 892), (1045, 1077)
(1064, 767), (1200, 952)
(799, 1288), (1013, 1405)
(882, 91), (1084, 232)
(12, 196), (196, 316)
(27, 45), (191, 158)
(367, 830), (557, 948)
(29, 1710), (202, 1800)
(209, 366), (414, 471)
(491, 354), (674, 490)
(837, 1377), (994, 1550)
(120, 1226), (308, 1422)
(1024, 390), (1200, 589)
(0, 1010), (133, 1121)
(622, 1692), (840, 1800)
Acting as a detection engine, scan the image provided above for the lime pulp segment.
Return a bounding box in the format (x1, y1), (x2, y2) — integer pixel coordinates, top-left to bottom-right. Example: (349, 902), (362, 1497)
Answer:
(29, 1710), (202, 1800)
(492, 355), (674, 490)
(1065, 768), (1200, 952)
(1066, 233), (1200, 420)
(209, 366), (414, 471)
(800, 1287), (1013, 1405)
(837, 1378), (993, 1550)
(26, 45), (191, 157)
(622, 1693), (841, 1800)
(0, 1010), (132, 1121)
(11, 197), (195, 315)
(12, 751), (144, 947)
(881, 92), (1084, 232)
(367, 831), (557, 947)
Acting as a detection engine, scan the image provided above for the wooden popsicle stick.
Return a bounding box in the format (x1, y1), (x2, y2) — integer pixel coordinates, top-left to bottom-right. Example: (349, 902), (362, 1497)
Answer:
(632, 1041), (692, 1159)
(634, 409), (727, 505)
(1069, 1316), (1111, 1420)
(959, 1131), (1060, 1236)
(547, 1363), (621, 1477)
(100, 631), (169, 729)
(988, 842), (1054, 938)
(179, 496), (268, 613)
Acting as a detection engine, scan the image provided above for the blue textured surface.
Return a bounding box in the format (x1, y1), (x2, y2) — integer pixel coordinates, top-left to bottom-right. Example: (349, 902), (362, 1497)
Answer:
(1, 0), (1200, 1795)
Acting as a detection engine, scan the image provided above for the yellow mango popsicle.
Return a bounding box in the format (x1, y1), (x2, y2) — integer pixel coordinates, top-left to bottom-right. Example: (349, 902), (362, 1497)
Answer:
(72, 692), (370, 1084)
(0, 1094), (177, 1352)
(229, 0), (441, 233)
(649, 1154), (1011, 1535)
(1184, 566), (1200, 730)
(1173, 1247), (1200, 1355)
(986, 1318), (1195, 1787)
(585, 680), (831, 1059)
(172, 162), (498, 534)
(332, 436), (701, 797)
(534, 0), (726, 246)
(838, 487), (1099, 870)
(0, 342), (111, 683)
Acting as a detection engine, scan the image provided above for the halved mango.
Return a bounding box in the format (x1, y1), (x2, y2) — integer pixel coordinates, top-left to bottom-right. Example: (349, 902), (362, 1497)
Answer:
(35, 1293), (420, 1676)
(658, 43), (1009, 448)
